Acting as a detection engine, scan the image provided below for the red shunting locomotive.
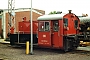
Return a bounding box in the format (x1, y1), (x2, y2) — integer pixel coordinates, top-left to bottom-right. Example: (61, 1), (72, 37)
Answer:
(10, 10), (80, 51)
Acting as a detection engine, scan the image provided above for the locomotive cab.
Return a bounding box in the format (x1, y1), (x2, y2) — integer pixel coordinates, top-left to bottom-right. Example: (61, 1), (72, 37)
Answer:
(38, 20), (63, 48)
(37, 10), (80, 51)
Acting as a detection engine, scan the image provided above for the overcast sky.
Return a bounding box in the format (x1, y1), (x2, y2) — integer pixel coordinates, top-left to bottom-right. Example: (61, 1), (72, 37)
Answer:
(0, 0), (90, 15)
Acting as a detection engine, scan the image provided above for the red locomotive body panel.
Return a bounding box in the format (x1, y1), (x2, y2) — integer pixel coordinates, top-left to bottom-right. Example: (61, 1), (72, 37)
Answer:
(38, 31), (52, 47)
(19, 21), (30, 33)
(18, 21), (38, 34)
(59, 20), (64, 48)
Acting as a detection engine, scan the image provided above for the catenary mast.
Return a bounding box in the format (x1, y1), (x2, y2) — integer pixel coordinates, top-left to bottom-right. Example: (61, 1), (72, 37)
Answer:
(8, 0), (15, 34)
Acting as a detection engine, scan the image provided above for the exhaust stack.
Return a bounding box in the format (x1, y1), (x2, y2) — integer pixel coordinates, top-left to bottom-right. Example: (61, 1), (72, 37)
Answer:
(68, 10), (72, 14)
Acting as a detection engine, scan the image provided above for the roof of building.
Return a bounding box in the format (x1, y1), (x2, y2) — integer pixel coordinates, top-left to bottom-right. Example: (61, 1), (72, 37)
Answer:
(0, 8), (45, 15)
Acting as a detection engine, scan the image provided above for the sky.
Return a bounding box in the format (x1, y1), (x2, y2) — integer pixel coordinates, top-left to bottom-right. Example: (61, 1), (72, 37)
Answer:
(0, 0), (90, 15)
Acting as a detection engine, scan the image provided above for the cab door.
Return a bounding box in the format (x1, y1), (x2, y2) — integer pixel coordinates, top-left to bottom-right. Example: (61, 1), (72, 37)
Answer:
(38, 21), (51, 47)
(51, 20), (60, 48)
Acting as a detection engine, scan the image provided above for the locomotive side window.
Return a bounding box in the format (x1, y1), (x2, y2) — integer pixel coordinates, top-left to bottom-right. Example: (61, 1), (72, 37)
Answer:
(53, 21), (59, 31)
(74, 20), (78, 29)
(39, 22), (44, 31)
(45, 22), (50, 31)
(63, 18), (68, 27)
(39, 21), (50, 31)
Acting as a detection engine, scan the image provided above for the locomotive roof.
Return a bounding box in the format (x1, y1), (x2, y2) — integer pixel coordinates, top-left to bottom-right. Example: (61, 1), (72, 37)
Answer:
(37, 14), (65, 20)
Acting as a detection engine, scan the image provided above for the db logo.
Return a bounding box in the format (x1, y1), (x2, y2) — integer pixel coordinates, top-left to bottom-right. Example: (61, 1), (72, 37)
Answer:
(43, 35), (46, 37)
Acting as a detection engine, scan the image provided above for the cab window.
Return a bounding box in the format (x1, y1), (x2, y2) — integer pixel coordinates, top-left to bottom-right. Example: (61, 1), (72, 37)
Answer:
(63, 18), (68, 27)
(53, 21), (59, 31)
(39, 21), (50, 31)
(74, 20), (78, 29)
(45, 22), (50, 31)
